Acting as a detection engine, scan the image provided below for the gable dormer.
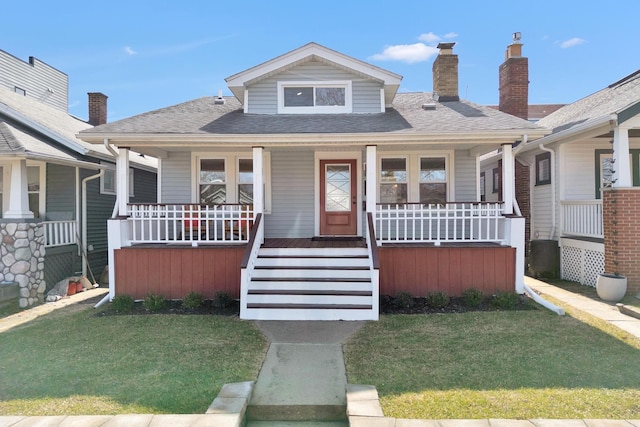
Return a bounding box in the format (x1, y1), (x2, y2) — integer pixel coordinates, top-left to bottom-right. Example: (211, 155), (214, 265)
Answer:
(225, 42), (402, 115)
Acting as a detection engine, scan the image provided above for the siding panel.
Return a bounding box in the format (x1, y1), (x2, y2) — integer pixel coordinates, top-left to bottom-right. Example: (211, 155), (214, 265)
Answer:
(454, 149), (477, 201)
(266, 150), (315, 237)
(247, 61), (383, 114)
(161, 152), (192, 202)
(45, 164), (75, 220)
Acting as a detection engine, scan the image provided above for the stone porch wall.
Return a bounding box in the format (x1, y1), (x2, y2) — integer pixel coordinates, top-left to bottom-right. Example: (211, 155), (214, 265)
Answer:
(0, 221), (46, 308)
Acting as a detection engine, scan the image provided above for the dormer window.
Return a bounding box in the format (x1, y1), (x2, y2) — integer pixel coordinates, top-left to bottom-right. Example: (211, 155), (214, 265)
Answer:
(277, 81), (352, 114)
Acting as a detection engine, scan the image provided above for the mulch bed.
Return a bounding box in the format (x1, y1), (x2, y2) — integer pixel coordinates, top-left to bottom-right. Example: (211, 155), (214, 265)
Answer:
(98, 294), (535, 316)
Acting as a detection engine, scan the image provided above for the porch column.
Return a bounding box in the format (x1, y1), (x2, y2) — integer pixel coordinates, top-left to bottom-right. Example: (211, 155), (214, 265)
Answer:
(117, 147), (130, 216)
(4, 159), (34, 219)
(612, 125), (632, 188)
(252, 146), (264, 213)
(366, 145), (377, 214)
(501, 143), (514, 215)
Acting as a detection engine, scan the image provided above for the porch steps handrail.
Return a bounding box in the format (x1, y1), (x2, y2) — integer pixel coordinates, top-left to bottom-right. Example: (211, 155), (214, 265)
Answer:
(366, 212), (380, 321)
(240, 213), (263, 319)
(375, 202), (505, 245)
(560, 200), (603, 238)
(42, 220), (78, 248)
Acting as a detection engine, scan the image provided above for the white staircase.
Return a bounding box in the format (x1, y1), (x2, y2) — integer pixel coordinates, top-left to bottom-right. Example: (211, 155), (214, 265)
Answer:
(242, 247), (377, 321)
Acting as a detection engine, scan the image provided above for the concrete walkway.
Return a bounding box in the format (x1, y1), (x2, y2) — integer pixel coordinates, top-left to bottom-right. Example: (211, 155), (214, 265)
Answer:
(2, 279), (640, 426)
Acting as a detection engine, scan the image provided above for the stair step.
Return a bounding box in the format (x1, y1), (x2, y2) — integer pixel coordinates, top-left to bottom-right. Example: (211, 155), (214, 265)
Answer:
(247, 421), (348, 427)
(249, 281), (372, 292)
(259, 248), (368, 257)
(249, 289), (372, 296)
(246, 294), (371, 306)
(251, 269), (371, 279)
(242, 308), (376, 320)
(255, 257), (369, 268)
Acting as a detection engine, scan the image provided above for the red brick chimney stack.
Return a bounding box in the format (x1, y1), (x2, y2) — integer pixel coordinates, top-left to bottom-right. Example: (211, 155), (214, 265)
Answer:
(432, 42), (459, 102)
(88, 92), (108, 126)
(499, 32), (529, 120)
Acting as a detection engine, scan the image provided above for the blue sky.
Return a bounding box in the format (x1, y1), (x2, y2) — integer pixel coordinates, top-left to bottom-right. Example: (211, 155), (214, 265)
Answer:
(3, 0), (639, 122)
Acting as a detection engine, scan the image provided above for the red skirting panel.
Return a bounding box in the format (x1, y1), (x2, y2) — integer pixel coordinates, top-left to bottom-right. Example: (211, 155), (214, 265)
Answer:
(378, 246), (516, 297)
(114, 246), (244, 300)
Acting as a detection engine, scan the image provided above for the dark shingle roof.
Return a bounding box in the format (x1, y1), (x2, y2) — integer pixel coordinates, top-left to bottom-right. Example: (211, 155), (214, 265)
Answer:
(82, 92), (542, 137)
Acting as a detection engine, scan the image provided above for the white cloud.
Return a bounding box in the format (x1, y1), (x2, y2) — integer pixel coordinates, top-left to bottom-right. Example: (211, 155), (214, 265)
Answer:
(370, 43), (439, 64)
(560, 37), (586, 48)
(124, 46), (137, 55)
(443, 32), (458, 39)
(418, 32), (441, 44)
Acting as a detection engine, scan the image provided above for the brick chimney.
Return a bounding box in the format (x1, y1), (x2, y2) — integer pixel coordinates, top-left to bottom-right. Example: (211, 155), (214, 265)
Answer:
(499, 33), (529, 120)
(87, 92), (108, 126)
(432, 42), (459, 102)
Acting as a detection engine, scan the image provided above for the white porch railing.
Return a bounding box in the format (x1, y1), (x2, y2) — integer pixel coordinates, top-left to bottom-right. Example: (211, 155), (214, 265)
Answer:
(560, 200), (603, 238)
(126, 204), (254, 244)
(42, 220), (78, 248)
(375, 202), (505, 245)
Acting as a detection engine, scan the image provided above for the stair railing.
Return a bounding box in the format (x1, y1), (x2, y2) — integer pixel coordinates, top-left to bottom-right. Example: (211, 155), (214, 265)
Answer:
(366, 212), (380, 320)
(240, 213), (263, 319)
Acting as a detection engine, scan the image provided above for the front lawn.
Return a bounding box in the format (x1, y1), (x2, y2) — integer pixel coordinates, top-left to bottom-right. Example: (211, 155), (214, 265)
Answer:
(344, 309), (640, 419)
(0, 307), (267, 415)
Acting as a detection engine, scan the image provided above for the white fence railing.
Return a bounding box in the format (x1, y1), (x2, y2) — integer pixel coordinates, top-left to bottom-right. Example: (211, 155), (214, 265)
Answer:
(43, 220), (78, 248)
(560, 200), (603, 238)
(375, 202), (505, 245)
(126, 204), (254, 244)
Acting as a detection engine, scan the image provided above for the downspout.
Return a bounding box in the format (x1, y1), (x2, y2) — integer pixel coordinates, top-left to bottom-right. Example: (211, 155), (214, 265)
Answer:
(539, 143), (556, 239)
(103, 138), (120, 218)
(95, 138), (119, 309)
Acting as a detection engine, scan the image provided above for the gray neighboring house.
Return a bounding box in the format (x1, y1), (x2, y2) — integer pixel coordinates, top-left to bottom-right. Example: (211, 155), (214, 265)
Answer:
(0, 49), (157, 308)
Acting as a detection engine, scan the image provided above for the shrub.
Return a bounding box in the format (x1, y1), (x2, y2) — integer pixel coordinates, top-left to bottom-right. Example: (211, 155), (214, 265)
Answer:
(182, 291), (204, 309)
(110, 294), (134, 313)
(491, 291), (519, 309)
(426, 291), (450, 309)
(462, 288), (485, 308)
(143, 293), (167, 312)
(393, 291), (415, 309)
(212, 291), (233, 309)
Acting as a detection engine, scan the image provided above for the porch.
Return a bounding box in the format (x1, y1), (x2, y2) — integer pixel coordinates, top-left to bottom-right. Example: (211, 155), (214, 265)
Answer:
(110, 202), (523, 320)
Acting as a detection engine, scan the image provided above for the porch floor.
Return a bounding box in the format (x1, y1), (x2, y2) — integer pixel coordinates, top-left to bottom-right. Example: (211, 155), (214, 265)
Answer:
(263, 237), (366, 248)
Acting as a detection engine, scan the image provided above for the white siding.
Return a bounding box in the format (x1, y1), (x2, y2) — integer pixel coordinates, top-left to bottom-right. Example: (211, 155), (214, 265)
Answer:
(265, 150), (315, 238)
(246, 61), (382, 114)
(561, 140), (606, 200)
(454, 150), (476, 201)
(160, 152), (192, 203)
(0, 50), (68, 111)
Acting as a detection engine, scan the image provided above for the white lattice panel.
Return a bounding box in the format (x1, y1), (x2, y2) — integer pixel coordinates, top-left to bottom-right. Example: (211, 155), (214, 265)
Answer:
(560, 238), (604, 287)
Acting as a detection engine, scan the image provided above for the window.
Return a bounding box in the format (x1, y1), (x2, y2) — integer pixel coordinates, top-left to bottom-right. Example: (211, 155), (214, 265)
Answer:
(237, 158), (253, 204)
(492, 168), (500, 193)
(199, 159), (226, 204)
(535, 152), (551, 185)
(101, 166), (135, 196)
(27, 166), (40, 217)
(594, 149), (639, 199)
(380, 158), (407, 204)
(278, 81), (352, 114)
(419, 157), (446, 204)
(480, 172), (486, 202)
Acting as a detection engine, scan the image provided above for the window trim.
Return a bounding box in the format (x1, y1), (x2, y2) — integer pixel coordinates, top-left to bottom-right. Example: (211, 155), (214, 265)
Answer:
(535, 152), (551, 186)
(100, 164), (135, 197)
(418, 156), (447, 204)
(480, 171), (486, 201)
(492, 167), (500, 193)
(277, 81), (352, 114)
(379, 156), (409, 204)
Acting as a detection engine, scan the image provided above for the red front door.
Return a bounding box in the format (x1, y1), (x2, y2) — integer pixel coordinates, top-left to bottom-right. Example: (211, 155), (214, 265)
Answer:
(320, 159), (357, 235)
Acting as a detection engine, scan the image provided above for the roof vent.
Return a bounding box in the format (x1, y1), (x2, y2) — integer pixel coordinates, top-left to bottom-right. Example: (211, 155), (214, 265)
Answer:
(422, 103), (436, 110)
(214, 89), (225, 105)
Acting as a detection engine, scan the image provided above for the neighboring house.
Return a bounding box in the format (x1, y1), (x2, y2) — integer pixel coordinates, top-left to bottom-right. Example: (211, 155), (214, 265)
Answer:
(516, 69), (640, 295)
(78, 41), (548, 321)
(0, 49), (157, 308)
(481, 43), (640, 296)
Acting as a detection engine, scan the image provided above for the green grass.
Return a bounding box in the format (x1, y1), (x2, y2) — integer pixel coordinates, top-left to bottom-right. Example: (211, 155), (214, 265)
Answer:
(344, 310), (640, 419)
(0, 307), (268, 415)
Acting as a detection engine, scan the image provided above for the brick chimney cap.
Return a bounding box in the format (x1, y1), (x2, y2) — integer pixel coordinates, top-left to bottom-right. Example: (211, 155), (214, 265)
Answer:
(437, 42), (456, 51)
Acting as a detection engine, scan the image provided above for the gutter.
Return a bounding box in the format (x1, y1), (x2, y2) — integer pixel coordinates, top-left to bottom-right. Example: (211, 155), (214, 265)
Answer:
(81, 170), (104, 278)
(523, 283), (565, 315)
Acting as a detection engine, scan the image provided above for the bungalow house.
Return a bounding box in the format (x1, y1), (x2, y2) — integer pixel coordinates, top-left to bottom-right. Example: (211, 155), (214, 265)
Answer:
(0, 49), (157, 308)
(498, 67), (640, 296)
(78, 40), (548, 321)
